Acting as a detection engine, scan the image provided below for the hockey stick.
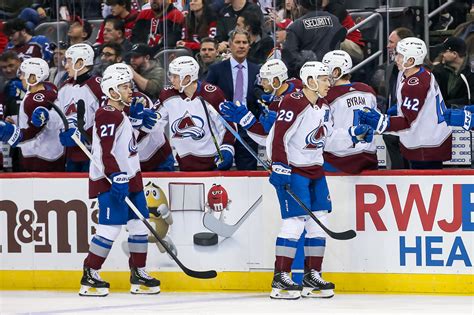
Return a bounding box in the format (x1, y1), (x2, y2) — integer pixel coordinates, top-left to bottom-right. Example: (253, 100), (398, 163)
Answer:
(51, 104), (217, 279)
(203, 195), (262, 238)
(198, 97), (223, 163)
(76, 99), (92, 144)
(212, 107), (356, 240)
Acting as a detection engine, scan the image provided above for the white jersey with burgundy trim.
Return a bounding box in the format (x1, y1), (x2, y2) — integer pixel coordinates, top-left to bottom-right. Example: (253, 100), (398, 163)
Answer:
(388, 67), (452, 161)
(154, 82), (235, 171)
(89, 105), (143, 198)
(266, 91), (330, 179)
(17, 84), (64, 161)
(324, 83), (377, 156)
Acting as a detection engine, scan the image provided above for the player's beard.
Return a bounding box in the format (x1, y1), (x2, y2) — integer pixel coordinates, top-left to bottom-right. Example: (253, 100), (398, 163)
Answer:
(152, 2), (165, 17)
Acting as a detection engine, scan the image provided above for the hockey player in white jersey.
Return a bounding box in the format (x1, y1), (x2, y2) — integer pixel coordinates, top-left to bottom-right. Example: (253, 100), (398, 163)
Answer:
(155, 56), (235, 171)
(79, 66), (160, 297)
(0, 58), (65, 171)
(359, 37), (452, 169)
(56, 43), (104, 172)
(220, 59), (303, 146)
(266, 61), (335, 300)
(322, 50), (377, 174)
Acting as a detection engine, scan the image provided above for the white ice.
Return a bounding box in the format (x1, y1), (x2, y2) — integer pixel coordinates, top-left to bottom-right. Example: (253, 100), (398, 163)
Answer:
(0, 291), (472, 315)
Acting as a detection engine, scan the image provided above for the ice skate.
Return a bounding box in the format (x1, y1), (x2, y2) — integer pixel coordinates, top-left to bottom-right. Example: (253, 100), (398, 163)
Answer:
(79, 267), (110, 297)
(301, 269), (335, 298)
(270, 271), (302, 300)
(130, 267), (161, 295)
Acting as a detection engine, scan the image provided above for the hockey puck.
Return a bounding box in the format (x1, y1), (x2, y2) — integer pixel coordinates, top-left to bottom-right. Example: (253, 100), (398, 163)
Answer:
(193, 232), (218, 246)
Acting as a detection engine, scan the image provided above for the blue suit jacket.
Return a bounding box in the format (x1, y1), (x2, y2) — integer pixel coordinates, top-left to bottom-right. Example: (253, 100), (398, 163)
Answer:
(206, 59), (261, 116)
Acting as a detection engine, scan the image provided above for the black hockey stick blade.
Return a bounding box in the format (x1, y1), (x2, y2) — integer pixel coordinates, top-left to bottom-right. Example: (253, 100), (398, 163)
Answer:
(76, 99), (92, 144)
(284, 185), (357, 240)
(142, 218), (217, 279)
(51, 105), (217, 279)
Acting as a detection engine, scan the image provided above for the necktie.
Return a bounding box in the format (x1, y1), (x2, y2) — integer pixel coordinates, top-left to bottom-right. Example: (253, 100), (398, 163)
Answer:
(234, 64), (244, 103)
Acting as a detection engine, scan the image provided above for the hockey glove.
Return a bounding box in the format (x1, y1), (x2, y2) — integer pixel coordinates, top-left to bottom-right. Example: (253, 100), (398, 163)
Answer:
(129, 97), (145, 129)
(31, 106), (49, 127)
(349, 124), (373, 144)
(443, 108), (473, 130)
(141, 109), (158, 133)
(6, 80), (26, 99)
(260, 93), (275, 105)
(358, 107), (390, 134)
(0, 121), (22, 147)
(259, 108), (277, 133)
(59, 127), (83, 147)
(219, 101), (256, 129)
(269, 162), (291, 190)
(386, 104), (398, 116)
(109, 172), (129, 202)
(215, 144), (234, 170)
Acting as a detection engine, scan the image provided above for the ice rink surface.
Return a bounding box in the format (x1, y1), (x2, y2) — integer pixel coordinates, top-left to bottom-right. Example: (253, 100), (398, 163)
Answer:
(0, 291), (472, 315)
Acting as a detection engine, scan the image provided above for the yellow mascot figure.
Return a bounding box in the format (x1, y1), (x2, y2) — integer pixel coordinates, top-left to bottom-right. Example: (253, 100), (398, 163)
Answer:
(144, 181), (177, 256)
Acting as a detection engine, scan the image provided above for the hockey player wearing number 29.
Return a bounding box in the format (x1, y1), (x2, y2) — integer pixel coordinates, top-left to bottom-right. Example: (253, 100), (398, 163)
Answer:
(266, 61), (335, 300)
(79, 67), (160, 297)
(359, 37), (452, 169)
(0, 58), (64, 171)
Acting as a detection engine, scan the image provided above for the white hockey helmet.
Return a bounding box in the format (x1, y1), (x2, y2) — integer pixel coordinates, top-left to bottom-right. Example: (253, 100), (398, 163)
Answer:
(322, 50), (352, 82)
(259, 59), (288, 90)
(396, 37), (427, 70)
(19, 57), (49, 89)
(101, 64), (133, 102)
(65, 43), (95, 78)
(299, 61), (330, 92)
(168, 56), (199, 92)
(103, 62), (133, 78)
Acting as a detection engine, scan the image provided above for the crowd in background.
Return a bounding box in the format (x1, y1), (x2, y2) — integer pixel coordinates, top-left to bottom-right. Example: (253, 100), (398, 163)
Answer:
(0, 0), (472, 172)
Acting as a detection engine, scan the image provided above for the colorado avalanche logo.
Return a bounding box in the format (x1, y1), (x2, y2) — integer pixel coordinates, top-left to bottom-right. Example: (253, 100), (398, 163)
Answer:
(33, 93), (45, 102)
(171, 111), (205, 140)
(304, 124), (325, 149)
(64, 101), (77, 116)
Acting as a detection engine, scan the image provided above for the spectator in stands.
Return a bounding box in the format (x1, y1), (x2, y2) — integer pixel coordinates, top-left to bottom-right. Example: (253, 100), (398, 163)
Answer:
(433, 36), (474, 108)
(236, 10), (274, 65)
(196, 37), (222, 80)
(0, 50), (24, 171)
(207, 29), (260, 170)
(276, 0), (303, 21)
(49, 41), (68, 87)
(3, 18), (52, 62)
(281, 0), (345, 77)
(371, 27), (414, 170)
(215, 0), (264, 54)
(128, 43), (165, 100)
(322, 0), (364, 63)
(131, 0), (184, 50)
(67, 16), (93, 45)
(96, 0), (138, 45)
(267, 18), (292, 60)
(176, 0), (218, 54)
(102, 17), (133, 52)
(0, 21), (8, 53)
(96, 42), (123, 75)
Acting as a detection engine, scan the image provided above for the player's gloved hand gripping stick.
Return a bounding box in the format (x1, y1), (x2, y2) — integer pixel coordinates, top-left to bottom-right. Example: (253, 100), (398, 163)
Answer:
(51, 104), (217, 279)
(211, 104), (356, 241)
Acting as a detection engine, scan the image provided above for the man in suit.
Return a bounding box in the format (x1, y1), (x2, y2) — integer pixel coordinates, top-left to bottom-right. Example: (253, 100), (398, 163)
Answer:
(207, 29), (260, 170)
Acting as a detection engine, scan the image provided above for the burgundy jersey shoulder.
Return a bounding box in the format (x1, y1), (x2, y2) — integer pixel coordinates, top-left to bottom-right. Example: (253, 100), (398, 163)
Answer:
(199, 82), (226, 107)
(95, 105), (124, 125)
(84, 75), (104, 101)
(401, 68), (431, 99)
(158, 85), (180, 104)
(279, 91), (309, 114)
(351, 82), (376, 95)
(286, 77), (303, 91)
(24, 85), (58, 111)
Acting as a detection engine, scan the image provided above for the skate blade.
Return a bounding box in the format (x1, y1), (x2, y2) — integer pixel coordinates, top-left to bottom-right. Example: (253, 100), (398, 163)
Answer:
(270, 288), (301, 300)
(301, 287), (334, 298)
(130, 284), (161, 295)
(79, 285), (109, 297)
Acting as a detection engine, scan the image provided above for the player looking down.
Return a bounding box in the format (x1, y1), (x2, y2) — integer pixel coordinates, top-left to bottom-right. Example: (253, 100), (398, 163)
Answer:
(79, 65), (160, 297)
(266, 61), (335, 300)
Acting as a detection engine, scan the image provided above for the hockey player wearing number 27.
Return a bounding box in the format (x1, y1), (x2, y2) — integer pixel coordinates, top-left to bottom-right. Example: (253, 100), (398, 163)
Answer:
(359, 37), (452, 169)
(79, 65), (160, 297)
(266, 61), (335, 300)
